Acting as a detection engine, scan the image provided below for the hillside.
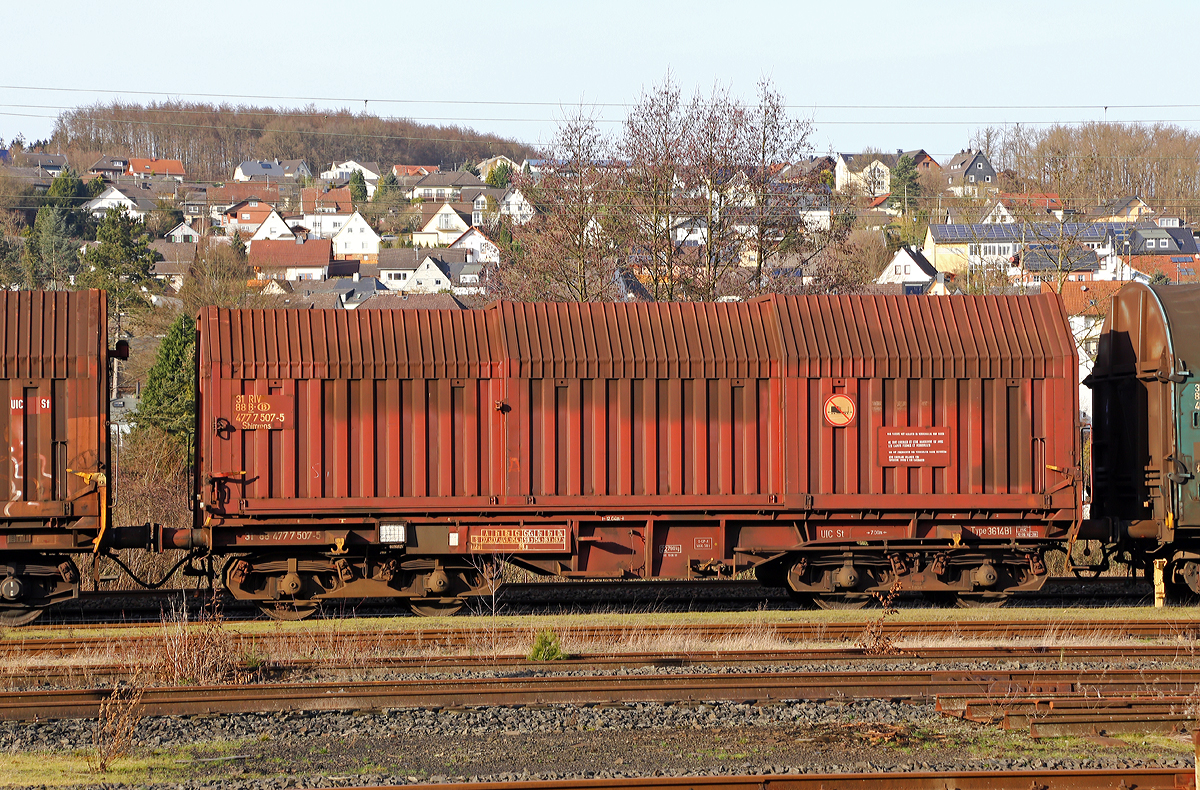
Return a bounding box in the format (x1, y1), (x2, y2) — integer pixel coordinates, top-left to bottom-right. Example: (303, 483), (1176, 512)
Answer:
(49, 101), (535, 180)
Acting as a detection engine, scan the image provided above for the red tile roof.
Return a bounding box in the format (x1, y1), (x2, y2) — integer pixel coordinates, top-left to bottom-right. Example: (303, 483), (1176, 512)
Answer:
(1125, 255), (1200, 284)
(1040, 280), (1126, 316)
(301, 187), (353, 213)
(393, 165), (440, 177)
(208, 184), (280, 206)
(249, 239), (333, 269)
(127, 157), (186, 176)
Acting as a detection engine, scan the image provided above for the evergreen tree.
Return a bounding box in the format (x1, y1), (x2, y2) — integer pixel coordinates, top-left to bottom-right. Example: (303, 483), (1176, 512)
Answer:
(229, 229), (246, 259)
(888, 155), (921, 212)
(44, 168), (89, 236)
(35, 207), (77, 290)
(348, 169), (368, 204)
(77, 206), (156, 331)
(486, 161), (513, 188)
(135, 312), (195, 447)
(375, 171), (399, 202)
(86, 176), (106, 197)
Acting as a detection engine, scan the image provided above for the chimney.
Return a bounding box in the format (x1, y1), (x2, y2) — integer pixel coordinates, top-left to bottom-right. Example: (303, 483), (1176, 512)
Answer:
(897, 149), (902, 156)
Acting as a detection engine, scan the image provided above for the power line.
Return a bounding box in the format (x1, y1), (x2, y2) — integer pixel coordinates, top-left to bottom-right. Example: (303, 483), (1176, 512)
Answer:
(4, 83), (1200, 113)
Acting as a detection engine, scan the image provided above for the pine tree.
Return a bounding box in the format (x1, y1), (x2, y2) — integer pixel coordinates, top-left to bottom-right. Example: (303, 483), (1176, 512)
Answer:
(888, 155), (921, 212)
(136, 313), (195, 448)
(348, 170), (368, 204)
(77, 206), (156, 331)
(486, 161), (513, 188)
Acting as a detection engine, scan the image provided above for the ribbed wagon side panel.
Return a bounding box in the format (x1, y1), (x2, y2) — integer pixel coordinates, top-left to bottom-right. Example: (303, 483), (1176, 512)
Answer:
(768, 293), (1078, 511)
(0, 290), (107, 537)
(196, 307), (502, 516)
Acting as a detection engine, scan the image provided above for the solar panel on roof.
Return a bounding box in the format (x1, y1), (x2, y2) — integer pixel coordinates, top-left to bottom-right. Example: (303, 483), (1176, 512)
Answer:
(1172, 256), (1191, 263)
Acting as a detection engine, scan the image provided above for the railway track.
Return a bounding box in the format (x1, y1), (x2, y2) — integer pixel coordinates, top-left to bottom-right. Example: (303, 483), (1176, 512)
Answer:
(36, 576), (1153, 625)
(5, 666), (1200, 721)
(3, 644), (1200, 688)
(5, 616), (1200, 658)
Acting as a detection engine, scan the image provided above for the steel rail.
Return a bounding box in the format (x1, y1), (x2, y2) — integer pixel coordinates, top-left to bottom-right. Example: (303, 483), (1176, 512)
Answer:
(940, 692), (1200, 739)
(3, 644), (1200, 688)
(5, 667), (1200, 721)
(5, 618), (1200, 657)
(332, 773), (1194, 790)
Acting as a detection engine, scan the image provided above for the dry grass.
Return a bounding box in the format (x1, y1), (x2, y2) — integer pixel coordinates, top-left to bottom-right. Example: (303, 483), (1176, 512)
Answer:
(3, 604), (1200, 688)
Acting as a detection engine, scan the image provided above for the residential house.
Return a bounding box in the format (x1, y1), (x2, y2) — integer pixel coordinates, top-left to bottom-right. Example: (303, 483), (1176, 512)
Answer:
(875, 246), (941, 294)
(359, 292), (466, 310)
(149, 239), (196, 291)
(15, 153), (67, 177)
(412, 202), (473, 246)
(1018, 245), (1101, 284)
(164, 221), (199, 244)
(206, 184), (282, 220)
(460, 186), (507, 226)
(944, 149), (997, 196)
(834, 150), (937, 196)
(778, 155), (836, 183)
(127, 158), (186, 181)
(1105, 225), (1200, 283)
(392, 164), (440, 178)
(923, 222), (1127, 281)
(234, 159), (311, 181)
(331, 212), (381, 260)
(319, 160), (381, 197)
(408, 171), (486, 203)
(375, 248), (468, 292)
(300, 187), (354, 237)
(1089, 196), (1154, 223)
(449, 226), (500, 264)
(982, 193), (1065, 224)
(476, 155), (517, 182)
(249, 209), (297, 244)
(248, 238), (333, 281)
(87, 155), (129, 180)
(500, 187), (535, 224)
(222, 198), (276, 235)
(83, 185), (158, 219)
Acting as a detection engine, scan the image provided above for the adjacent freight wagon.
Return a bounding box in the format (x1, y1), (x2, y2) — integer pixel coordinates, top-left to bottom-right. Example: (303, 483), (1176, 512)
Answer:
(0, 290), (124, 625)
(1090, 282), (1200, 596)
(184, 294), (1082, 617)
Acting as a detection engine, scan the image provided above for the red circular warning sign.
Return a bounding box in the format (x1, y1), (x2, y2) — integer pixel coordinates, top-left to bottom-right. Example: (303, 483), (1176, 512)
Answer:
(823, 394), (856, 427)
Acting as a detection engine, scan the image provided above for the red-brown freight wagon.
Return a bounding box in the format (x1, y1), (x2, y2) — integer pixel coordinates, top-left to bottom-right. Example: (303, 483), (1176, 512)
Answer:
(0, 290), (122, 624)
(189, 294), (1081, 617)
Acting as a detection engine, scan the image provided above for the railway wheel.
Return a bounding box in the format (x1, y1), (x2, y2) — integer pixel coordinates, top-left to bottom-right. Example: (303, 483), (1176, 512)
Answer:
(0, 605), (44, 626)
(224, 554), (333, 620)
(409, 598), (465, 617)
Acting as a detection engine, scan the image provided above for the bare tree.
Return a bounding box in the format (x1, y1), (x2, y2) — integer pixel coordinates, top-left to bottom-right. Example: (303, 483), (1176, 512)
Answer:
(498, 111), (627, 302)
(741, 78), (814, 291)
(677, 85), (750, 301)
(620, 75), (691, 302)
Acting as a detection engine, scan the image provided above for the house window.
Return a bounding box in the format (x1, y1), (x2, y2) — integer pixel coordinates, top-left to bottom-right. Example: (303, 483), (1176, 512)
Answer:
(977, 162), (983, 169)
(894, 265), (901, 274)
(904, 265), (911, 275)
(241, 213), (250, 220)
(183, 235), (194, 243)
(435, 279), (442, 285)
(423, 190), (433, 198)
(969, 175), (975, 183)
(985, 176), (991, 182)
(473, 212), (482, 225)
(250, 201), (258, 207)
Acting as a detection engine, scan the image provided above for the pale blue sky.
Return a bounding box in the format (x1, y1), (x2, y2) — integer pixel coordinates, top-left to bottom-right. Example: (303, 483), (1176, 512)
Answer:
(3, 0), (1197, 162)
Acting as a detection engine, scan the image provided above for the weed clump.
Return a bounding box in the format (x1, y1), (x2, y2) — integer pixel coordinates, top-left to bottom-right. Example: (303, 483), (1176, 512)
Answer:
(527, 630), (567, 662)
